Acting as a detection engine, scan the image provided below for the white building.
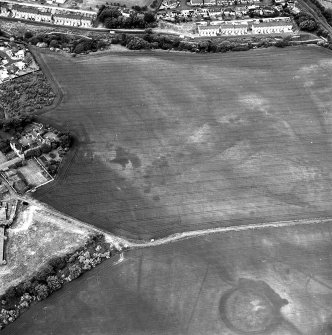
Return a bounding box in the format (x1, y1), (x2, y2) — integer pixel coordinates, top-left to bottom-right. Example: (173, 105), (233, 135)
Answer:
(38, 11), (53, 22)
(53, 13), (81, 26)
(251, 21), (293, 34)
(80, 16), (92, 27)
(220, 23), (248, 35)
(0, 4), (10, 17)
(198, 25), (219, 36)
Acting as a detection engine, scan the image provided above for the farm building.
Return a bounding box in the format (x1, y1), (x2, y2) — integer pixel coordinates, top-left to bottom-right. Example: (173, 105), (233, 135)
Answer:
(251, 20), (293, 34)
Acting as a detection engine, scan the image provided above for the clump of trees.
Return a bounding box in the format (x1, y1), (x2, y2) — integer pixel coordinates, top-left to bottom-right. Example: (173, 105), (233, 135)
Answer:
(23, 32), (109, 55)
(96, 5), (157, 29)
(0, 234), (118, 330)
(294, 12), (318, 31)
(0, 72), (55, 120)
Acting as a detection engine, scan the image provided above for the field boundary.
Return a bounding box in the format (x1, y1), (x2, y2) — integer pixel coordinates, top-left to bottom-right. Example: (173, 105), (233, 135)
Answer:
(28, 46), (65, 116)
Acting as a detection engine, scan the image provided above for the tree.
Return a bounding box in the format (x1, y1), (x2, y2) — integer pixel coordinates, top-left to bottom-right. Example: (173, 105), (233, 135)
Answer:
(69, 264), (82, 279)
(34, 284), (49, 300)
(40, 142), (52, 154)
(144, 12), (156, 24)
(49, 39), (59, 48)
(46, 276), (62, 292)
(24, 31), (33, 40)
(126, 37), (150, 50)
(299, 19), (318, 31)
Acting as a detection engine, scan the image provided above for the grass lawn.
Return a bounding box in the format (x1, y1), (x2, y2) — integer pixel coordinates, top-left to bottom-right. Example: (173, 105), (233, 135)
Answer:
(0, 203), (96, 296)
(17, 159), (51, 188)
(33, 46), (332, 240)
(3, 220), (332, 335)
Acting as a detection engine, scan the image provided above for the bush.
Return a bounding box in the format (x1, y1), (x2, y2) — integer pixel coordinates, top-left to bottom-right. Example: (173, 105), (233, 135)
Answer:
(68, 264), (82, 279)
(24, 31), (34, 39)
(126, 37), (151, 50)
(46, 276), (62, 292)
(34, 284), (49, 300)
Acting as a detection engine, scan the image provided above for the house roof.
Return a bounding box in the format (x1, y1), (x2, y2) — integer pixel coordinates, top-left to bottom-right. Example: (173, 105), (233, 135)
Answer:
(54, 13), (82, 20)
(198, 25), (219, 30)
(252, 21), (292, 27)
(16, 6), (39, 14)
(220, 23), (248, 28)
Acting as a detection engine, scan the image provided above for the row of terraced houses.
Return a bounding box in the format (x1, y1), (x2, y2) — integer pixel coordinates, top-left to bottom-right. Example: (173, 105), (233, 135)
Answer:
(197, 18), (293, 36)
(0, 2), (95, 27)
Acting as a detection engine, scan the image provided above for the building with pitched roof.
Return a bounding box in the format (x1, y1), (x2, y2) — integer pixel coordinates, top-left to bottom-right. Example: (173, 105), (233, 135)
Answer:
(198, 25), (220, 36)
(251, 20), (292, 34)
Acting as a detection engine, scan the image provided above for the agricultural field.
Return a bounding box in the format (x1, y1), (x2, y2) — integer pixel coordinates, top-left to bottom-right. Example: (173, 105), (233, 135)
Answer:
(2, 220), (332, 335)
(0, 203), (96, 296)
(33, 46), (332, 240)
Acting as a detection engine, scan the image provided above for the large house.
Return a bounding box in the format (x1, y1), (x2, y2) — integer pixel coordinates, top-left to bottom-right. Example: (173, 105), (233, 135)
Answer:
(251, 21), (293, 34)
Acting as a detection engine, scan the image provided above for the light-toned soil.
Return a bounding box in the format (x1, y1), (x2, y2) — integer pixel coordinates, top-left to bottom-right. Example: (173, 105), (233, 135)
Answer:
(0, 203), (96, 295)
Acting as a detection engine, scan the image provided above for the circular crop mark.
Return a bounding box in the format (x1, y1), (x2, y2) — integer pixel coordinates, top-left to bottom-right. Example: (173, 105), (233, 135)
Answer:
(219, 279), (287, 335)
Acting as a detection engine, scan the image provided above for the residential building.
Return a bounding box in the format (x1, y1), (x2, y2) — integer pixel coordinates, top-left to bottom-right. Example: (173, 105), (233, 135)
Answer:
(81, 15), (92, 27)
(190, 0), (204, 6)
(220, 23), (248, 34)
(0, 4), (10, 16)
(38, 11), (52, 22)
(198, 25), (219, 36)
(53, 13), (81, 26)
(208, 7), (223, 16)
(13, 6), (39, 20)
(204, 0), (216, 5)
(251, 20), (292, 34)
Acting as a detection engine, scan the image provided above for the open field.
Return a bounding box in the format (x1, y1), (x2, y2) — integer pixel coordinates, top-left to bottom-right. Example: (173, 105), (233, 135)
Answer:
(0, 203), (96, 296)
(33, 46), (332, 240)
(2, 220), (332, 335)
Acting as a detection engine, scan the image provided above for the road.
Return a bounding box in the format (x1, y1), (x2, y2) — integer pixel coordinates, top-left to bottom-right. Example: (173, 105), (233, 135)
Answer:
(0, 157), (22, 172)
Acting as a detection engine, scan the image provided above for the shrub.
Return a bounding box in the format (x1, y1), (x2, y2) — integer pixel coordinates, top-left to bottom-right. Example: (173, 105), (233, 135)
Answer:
(34, 284), (49, 300)
(46, 276), (62, 292)
(68, 264), (82, 279)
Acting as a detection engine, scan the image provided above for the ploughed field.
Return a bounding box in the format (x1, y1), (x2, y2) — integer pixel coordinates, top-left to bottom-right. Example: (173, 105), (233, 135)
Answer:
(34, 47), (332, 239)
(3, 221), (332, 335)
